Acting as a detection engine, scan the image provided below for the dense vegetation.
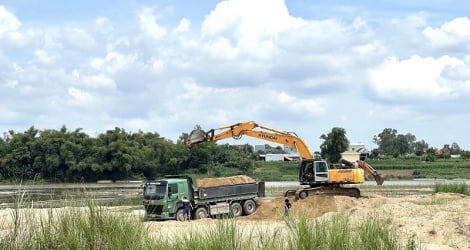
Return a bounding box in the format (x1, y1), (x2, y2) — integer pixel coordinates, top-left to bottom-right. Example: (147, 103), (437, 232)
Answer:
(1, 126), (469, 183)
(0, 126), (262, 182)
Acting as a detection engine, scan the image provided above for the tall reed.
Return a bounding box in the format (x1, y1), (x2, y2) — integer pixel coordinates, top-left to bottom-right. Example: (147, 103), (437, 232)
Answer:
(0, 198), (422, 250)
(433, 182), (469, 195)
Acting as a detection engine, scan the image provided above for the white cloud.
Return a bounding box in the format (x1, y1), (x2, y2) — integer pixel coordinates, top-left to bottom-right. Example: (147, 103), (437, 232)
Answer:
(2, 1), (470, 149)
(367, 105), (435, 122)
(151, 59), (165, 73)
(279, 19), (350, 52)
(351, 41), (387, 60)
(90, 52), (137, 74)
(138, 7), (167, 39)
(368, 55), (464, 101)
(35, 50), (53, 64)
(0, 106), (21, 123)
(67, 88), (94, 106)
(81, 74), (116, 89)
(95, 17), (109, 27)
(174, 18), (191, 34)
(0, 6), (21, 34)
(423, 17), (470, 48)
(178, 80), (235, 102)
(203, 0), (304, 36)
(3, 79), (18, 89)
(63, 28), (96, 50)
(202, 0), (304, 56)
(0, 6), (37, 48)
(206, 37), (239, 60)
(277, 91), (326, 115)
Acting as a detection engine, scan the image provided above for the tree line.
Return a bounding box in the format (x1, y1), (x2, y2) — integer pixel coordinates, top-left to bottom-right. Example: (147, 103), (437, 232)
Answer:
(0, 126), (258, 182)
(319, 127), (469, 162)
(371, 128), (467, 160)
(0, 126), (468, 182)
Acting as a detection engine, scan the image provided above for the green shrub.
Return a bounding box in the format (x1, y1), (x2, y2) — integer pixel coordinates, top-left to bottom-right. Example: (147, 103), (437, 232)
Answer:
(0, 200), (155, 250)
(284, 213), (408, 250)
(433, 182), (469, 195)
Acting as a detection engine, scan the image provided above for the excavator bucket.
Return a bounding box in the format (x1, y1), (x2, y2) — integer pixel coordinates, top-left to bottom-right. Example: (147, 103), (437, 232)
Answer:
(374, 174), (385, 186)
(187, 128), (207, 146)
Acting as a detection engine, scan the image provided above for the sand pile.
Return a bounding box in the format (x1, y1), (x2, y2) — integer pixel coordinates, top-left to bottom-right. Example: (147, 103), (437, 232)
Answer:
(241, 193), (470, 249)
(244, 195), (384, 221)
(197, 175), (256, 188)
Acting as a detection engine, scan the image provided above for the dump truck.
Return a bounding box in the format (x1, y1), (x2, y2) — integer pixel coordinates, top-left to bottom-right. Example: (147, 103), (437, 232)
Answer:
(142, 175), (265, 221)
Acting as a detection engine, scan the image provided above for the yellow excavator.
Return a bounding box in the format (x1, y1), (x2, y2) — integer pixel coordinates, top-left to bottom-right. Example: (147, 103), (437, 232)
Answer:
(187, 121), (384, 199)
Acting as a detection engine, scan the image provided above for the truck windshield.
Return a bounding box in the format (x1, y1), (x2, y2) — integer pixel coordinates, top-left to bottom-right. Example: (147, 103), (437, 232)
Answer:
(144, 184), (167, 200)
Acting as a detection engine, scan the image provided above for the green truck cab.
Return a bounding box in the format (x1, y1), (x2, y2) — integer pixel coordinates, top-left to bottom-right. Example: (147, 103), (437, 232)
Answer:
(142, 175), (265, 221)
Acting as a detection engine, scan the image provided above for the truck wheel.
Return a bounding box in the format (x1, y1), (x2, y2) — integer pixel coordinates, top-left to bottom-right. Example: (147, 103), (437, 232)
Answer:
(299, 190), (308, 199)
(243, 200), (256, 215)
(176, 209), (185, 221)
(194, 207), (209, 220)
(230, 202), (243, 217)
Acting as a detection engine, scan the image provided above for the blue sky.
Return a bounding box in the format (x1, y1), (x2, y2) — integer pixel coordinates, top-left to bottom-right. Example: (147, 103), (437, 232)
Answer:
(1, 0), (470, 151)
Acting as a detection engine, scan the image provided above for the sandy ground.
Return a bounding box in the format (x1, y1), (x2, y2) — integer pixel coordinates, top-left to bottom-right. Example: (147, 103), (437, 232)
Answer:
(0, 193), (468, 249)
(144, 193), (470, 250)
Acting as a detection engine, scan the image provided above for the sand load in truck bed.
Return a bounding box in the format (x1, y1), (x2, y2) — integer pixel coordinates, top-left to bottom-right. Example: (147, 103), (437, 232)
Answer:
(197, 175), (256, 188)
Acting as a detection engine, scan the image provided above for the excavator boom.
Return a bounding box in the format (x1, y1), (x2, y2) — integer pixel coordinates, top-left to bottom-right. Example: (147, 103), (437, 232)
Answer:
(188, 121), (314, 159)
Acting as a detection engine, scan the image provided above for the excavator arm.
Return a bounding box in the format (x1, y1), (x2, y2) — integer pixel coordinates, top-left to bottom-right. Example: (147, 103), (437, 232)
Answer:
(356, 160), (385, 185)
(340, 159), (384, 185)
(187, 121), (314, 159)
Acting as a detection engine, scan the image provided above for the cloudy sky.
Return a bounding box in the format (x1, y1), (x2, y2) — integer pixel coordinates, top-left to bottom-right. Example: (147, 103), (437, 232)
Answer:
(1, 0), (470, 151)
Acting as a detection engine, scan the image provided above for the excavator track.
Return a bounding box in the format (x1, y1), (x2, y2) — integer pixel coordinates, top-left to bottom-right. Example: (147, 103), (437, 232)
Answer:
(285, 186), (361, 200)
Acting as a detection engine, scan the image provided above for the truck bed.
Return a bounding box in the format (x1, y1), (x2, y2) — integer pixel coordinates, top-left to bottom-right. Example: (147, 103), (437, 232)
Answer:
(196, 182), (260, 200)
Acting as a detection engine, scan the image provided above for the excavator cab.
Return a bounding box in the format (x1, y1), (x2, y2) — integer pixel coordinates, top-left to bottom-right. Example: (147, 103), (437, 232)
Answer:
(299, 159), (329, 185)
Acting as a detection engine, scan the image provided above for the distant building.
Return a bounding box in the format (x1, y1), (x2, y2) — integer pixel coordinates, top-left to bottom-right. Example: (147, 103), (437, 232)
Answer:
(435, 144), (450, 156)
(259, 153), (300, 161)
(341, 143), (369, 162)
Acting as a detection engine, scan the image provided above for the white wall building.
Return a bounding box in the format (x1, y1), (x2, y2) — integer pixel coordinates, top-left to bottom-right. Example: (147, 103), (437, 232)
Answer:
(341, 143), (369, 162)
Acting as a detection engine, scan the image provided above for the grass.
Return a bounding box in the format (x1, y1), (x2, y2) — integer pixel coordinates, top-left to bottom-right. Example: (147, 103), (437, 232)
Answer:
(284, 213), (407, 250)
(433, 182), (469, 195)
(411, 197), (456, 206)
(0, 199), (423, 250)
(0, 200), (153, 250)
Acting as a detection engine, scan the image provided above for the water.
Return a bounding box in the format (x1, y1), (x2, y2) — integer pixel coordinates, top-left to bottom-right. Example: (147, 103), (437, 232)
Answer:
(0, 182), (143, 208)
